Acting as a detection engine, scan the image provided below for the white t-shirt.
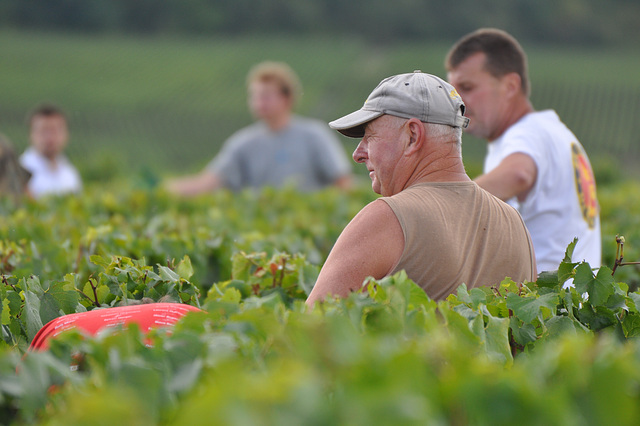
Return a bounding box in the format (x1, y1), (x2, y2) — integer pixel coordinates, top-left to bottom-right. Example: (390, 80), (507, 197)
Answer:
(484, 110), (601, 272)
(20, 147), (82, 199)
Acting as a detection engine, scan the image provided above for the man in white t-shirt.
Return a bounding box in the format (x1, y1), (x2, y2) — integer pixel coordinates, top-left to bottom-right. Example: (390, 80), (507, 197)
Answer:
(19, 104), (82, 199)
(446, 28), (601, 272)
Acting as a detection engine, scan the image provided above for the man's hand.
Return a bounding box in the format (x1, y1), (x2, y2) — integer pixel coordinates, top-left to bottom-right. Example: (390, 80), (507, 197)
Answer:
(333, 174), (353, 190)
(164, 171), (222, 197)
(474, 153), (537, 202)
(305, 199), (404, 306)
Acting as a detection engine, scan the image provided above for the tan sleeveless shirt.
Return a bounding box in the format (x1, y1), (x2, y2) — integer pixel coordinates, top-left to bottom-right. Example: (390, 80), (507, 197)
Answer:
(381, 182), (536, 300)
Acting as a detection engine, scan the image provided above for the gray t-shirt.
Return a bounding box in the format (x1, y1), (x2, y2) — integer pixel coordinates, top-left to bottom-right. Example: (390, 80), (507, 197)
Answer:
(207, 116), (351, 191)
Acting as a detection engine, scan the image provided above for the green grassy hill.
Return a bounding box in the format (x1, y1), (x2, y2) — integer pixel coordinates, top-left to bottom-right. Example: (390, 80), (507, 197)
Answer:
(0, 31), (638, 182)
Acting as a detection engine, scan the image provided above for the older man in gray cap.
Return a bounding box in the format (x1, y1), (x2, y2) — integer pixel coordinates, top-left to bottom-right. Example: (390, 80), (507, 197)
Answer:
(306, 71), (536, 305)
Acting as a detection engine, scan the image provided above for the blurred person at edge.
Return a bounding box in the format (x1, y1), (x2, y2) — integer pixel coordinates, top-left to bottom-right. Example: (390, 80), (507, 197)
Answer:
(165, 61), (352, 195)
(306, 71), (536, 305)
(0, 133), (31, 202)
(446, 28), (601, 273)
(20, 103), (82, 198)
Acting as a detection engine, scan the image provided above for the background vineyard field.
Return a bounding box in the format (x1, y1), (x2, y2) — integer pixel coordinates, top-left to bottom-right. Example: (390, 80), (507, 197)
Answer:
(2, 26), (640, 424)
(0, 30), (638, 183)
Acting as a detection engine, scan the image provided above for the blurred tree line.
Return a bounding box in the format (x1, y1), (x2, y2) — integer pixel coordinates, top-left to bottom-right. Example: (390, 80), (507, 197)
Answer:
(1, 0), (637, 45)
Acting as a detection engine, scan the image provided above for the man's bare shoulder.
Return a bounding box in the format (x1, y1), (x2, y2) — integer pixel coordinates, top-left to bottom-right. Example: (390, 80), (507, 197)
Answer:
(347, 199), (401, 237)
(335, 198), (404, 276)
(305, 199), (404, 305)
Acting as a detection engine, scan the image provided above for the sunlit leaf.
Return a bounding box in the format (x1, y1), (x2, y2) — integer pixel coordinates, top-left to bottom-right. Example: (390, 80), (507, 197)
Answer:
(176, 256), (194, 280)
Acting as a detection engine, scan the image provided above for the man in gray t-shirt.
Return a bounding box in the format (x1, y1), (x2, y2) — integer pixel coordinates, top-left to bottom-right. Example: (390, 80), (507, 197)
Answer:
(166, 62), (352, 195)
(207, 115), (351, 192)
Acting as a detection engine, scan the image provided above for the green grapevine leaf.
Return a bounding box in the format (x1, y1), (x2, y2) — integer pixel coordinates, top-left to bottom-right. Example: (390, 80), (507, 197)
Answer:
(221, 288), (241, 304)
(24, 276), (44, 297)
(38, 293), (61, 325)
(562, 237), (577, 263)
(176, 256), (194, 280)
(23, 290), (43, 341)
(158, 266), (180, 283)
(627, 292), (640, 312)
(168, 359), (204, 394)
(509, 317), (537, 345)
(557, 238), (578, 284)
(604, 292), (627, 310)
(90, 254), (111, 268)
(536, 270), (558, 288)
(574, 264), (615, 306)
(506, 292), (559, 324)
(46, 280), (79, 313)
(498, 277), (520, 296)
(622, 314), (640, 338)
(454, 283), (472, 304)
(545, 316), (579, 337)
(1, 299), (10, 325)
(577, 303), (618, 331)
(455, 284), (487, 308)
(6, 291), (21, 317)
(484, 314), (513, 366)
(438, 303), (479, 346)
(453, 304), (479, 322)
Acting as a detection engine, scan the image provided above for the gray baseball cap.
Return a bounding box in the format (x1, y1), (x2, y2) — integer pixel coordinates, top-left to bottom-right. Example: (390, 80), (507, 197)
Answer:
(329, 70), (470, 138)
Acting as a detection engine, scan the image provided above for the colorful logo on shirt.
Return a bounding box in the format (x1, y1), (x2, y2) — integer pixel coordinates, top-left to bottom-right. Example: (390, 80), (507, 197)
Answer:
(571, 142), (598, 229)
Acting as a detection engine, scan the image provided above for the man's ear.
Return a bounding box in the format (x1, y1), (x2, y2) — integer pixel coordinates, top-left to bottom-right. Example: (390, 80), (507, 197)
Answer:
(502, 72), (522, 99)
(404, 118), (425, 156)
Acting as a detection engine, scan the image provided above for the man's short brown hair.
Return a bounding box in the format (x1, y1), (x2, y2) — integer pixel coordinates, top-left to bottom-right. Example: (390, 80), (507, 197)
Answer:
(246, 61), (302, 104)
(445, 28), (530, 96)
(26, 103), (67, 128)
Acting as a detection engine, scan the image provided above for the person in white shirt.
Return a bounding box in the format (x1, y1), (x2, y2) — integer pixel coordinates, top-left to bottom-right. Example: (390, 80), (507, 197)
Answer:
(446, 28), (601, 273)
(19, 104), (82, 199)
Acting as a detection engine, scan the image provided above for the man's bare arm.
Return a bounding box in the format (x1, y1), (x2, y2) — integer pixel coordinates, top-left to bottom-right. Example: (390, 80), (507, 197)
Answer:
(164, 171), (222, 197)
(474, 153), (537, 202)
(306, 200), (404, 306)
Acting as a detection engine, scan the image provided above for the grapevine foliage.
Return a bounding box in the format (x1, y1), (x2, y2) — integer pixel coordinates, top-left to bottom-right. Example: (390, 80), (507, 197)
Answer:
(1, 186), (640, 424)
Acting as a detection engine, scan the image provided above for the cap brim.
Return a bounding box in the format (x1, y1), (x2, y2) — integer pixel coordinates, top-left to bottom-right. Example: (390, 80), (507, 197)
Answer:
(328, 109), (383, 138)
